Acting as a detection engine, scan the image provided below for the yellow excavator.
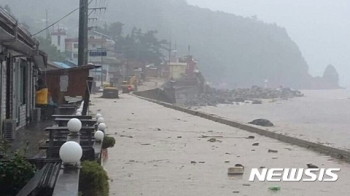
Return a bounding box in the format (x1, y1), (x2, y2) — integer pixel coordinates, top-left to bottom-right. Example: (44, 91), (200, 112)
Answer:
(121, 76), (138, 93)
(102, 82), (119, 98)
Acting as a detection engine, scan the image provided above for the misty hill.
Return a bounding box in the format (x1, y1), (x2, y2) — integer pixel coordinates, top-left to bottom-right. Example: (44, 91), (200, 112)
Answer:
(6, 0), (315, 88)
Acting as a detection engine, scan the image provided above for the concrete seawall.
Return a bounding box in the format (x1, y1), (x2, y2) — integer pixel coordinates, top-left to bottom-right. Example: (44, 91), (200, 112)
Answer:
(134, 94), (350, 163)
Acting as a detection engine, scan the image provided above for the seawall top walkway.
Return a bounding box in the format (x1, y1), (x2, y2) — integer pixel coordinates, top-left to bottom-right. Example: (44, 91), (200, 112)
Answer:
(90, 94), (350, 196)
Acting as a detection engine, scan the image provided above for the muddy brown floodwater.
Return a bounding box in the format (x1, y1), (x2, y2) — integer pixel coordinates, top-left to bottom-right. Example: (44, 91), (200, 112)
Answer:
(90, 94), (350, 196)
(198, 89), (350, 150)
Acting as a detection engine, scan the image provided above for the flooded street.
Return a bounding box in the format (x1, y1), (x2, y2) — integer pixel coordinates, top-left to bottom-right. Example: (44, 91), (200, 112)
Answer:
(199, 89), (350, 150)
(91, 94), (350, 196)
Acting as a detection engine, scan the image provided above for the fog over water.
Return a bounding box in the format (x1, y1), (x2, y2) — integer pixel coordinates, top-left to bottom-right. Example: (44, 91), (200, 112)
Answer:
(188, 0), (350, 87)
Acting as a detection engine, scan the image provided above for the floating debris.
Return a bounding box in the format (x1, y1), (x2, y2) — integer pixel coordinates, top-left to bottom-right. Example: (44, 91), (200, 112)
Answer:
(228, 164), (244, 175)
(307, 164), (318, 168)
(268, 149), (278, 153)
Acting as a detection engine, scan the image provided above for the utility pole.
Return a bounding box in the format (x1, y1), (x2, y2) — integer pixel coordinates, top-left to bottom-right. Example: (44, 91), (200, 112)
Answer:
(45, 9), (49, 39)
(168, 40), (172, 78)
(78, 0), (88, 66)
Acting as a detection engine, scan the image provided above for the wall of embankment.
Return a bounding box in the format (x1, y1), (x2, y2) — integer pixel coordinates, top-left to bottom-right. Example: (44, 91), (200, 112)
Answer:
(134, 93), (350, 163)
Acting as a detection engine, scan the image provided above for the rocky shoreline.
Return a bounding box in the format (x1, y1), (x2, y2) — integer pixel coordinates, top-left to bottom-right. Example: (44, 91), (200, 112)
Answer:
(184, 86), (304, 107)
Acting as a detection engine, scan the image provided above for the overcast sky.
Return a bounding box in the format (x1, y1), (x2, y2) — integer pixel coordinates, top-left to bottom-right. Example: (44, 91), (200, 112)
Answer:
(187, 0), (350, 86)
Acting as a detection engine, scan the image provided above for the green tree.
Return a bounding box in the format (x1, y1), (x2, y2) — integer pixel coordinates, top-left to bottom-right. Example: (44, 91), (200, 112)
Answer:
(36, 36), (66, 62)
(121, 27), (167, 65)
(108, 22), (124, 40)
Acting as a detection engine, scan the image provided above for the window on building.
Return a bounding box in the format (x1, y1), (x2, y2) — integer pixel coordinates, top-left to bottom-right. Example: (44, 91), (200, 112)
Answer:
(74, 43), (78, 48)
(92, 44), (96, 48)
(57, 36), (61, 46)
(73, 53), (78, 58)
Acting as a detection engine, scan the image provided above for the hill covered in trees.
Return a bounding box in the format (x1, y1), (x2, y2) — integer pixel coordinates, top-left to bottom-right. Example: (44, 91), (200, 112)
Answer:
(5, 0), (338, 89)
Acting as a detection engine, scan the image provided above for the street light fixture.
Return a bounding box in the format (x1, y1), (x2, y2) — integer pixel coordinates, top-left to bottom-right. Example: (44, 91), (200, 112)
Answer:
(59, 141), (83, 165)
(67, 118), (82, 134)
(96, 113), (102, 119)
(97, 117), (105, 123)
(94, 130), (104, 142)
(98, 123), (106, 132)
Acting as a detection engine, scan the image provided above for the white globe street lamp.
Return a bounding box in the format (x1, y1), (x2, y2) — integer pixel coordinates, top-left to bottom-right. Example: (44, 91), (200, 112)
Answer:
(98, 123), (106, 132)
(94, 130), (104, 142)
(67, 118), (82, 133)
(59, 141), (83, 164)
(97, 117), (105, 124)
(96, 113), (102, 119)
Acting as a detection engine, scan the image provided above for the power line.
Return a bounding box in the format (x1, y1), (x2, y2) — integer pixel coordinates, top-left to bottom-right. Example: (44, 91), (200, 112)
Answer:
(33, 0), (94, 37)
(32, 7), (79, 36)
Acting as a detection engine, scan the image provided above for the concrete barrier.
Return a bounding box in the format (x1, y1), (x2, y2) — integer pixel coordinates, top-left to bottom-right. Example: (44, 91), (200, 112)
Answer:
(134, 88), (174, 103)
(135, 95), (350, 163)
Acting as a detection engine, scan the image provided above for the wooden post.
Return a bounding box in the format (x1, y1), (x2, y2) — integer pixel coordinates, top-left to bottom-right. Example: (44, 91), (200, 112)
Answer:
(82, 77), (93, 116)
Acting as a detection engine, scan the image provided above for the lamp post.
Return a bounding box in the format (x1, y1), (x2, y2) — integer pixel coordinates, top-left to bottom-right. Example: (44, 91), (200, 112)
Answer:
(98, 123), (106, 133)
(96, 113), (102, 119)
(97, 117), (105, 124)
(94, 130), (104, 143)
(67, 118), (82, 135)
(59, 141), (83, 166)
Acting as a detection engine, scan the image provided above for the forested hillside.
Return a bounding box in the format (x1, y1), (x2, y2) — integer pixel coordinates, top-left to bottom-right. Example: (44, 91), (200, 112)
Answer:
(5, 0), (314, 88)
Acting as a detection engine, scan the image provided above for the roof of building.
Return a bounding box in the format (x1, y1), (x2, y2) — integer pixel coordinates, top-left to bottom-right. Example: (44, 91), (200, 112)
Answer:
(0, 7), (47, 70)
(63, 60), (78, 67)
(90, 30), (112, 39)
(52, 62), (72, 69)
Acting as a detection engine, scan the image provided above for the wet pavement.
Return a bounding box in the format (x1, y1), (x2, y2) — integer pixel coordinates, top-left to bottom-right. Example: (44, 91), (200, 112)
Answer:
(90, 94), (350, 196)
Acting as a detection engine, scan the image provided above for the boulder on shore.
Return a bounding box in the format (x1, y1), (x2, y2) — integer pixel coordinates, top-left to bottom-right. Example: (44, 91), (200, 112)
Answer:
(248, 119), (274, 127)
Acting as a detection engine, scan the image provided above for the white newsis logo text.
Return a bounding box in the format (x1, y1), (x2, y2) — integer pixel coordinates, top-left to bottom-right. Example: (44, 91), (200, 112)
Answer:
(249, 168), (340, 182)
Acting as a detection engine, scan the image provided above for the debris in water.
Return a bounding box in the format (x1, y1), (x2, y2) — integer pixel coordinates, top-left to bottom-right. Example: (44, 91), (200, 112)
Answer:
(191, 161), (197, 164)
(177, 136), (182, 138)
(208, 138), (217, 142)
(268, 149), (278, 153)
(268, 186), (281, 191)
(233, 191), (240, 193)
(307, 164), (318, 168)
(228, 164), (244, 175)
(120, 135), (133, 138)
(252, 143), (259, 146)
(247, 136), (255, 139)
